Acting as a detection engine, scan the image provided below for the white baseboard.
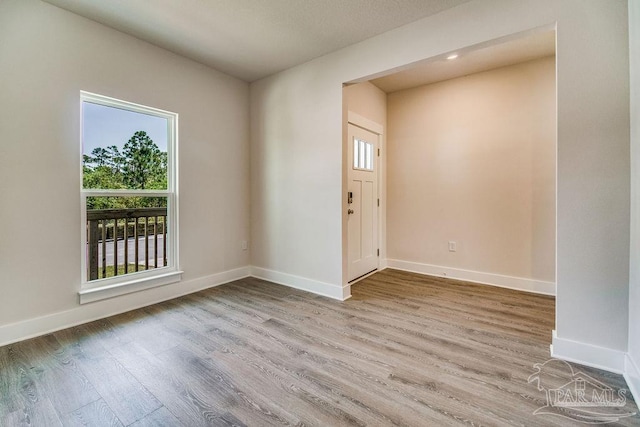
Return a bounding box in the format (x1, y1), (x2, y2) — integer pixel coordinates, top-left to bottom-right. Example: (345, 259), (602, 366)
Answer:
(250, 266), (350, 301)
(386, 259), (556, 296)
(624, 353), (640, 406)
(0, 266), (250, 347)
(550, 330), (626, 374)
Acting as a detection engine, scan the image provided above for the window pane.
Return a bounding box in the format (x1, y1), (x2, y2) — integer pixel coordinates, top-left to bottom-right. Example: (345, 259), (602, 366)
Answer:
(353, 139), (359, 168)
(353, 138), (374, 170)
(85, 196), (169, 281)
(82, 102), (168, 190)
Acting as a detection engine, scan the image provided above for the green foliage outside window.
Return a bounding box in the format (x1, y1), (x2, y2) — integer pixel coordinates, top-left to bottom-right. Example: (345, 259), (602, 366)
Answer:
(84, 131), (168, 209)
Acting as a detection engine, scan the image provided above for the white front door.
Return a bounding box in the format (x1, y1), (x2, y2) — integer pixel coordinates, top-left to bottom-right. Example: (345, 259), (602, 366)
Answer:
(347, 123), (379, 282)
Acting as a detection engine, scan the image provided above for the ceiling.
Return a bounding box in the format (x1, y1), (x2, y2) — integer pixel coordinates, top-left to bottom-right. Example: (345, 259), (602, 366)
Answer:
(43, 0), (472, 82)
(369, 28), (556, 93)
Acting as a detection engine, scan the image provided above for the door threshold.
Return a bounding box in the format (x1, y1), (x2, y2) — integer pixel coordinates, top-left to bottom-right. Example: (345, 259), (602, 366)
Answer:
(348, 269), (378, 284)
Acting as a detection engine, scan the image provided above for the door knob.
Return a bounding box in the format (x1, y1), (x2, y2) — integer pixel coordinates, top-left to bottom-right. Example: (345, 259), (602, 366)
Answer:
(348, 209), (354, 215)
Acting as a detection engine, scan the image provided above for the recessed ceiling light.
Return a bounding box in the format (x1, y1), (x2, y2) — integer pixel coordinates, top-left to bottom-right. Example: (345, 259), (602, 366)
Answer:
(447, 54), (458, 60)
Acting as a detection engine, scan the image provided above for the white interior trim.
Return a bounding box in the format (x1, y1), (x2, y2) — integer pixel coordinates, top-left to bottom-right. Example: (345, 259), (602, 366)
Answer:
(624, 354), (640, 406)
(386, 259), (556, 295)
(347, 111), (383, 135)
(551, 330), (626, 374)
(251, 266), (351, 301)
(0, 266), (250, 347)
(79, 270), (183, 304)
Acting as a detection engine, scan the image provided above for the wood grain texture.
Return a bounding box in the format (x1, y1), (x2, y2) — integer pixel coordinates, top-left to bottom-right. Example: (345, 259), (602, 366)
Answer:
(0, 269), (638, 426)
(59, 399), (123, 427)
(128, 407), (181, 427)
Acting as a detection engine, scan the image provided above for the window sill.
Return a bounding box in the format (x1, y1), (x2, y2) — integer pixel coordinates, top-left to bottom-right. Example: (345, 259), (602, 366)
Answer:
(79, 270), (183, 304)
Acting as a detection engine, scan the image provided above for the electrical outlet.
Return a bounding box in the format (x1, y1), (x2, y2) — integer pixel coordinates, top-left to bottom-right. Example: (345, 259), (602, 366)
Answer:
(241, 240), (248, 251)
(448, 241), (456, 252)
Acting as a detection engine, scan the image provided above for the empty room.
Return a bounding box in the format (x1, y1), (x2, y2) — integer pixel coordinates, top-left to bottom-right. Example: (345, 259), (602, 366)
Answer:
(1, 0), (639, 425)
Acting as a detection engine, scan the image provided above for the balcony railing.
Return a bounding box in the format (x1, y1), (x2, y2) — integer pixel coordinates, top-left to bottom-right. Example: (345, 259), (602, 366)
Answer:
(86, 207), (167, 281)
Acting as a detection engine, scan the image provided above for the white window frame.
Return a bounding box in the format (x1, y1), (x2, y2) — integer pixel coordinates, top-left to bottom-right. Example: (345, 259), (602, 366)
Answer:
(79, 91), (181, 304)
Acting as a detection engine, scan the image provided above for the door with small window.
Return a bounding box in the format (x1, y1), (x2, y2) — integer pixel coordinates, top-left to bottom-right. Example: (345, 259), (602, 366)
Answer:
(347, 123), (379, 282)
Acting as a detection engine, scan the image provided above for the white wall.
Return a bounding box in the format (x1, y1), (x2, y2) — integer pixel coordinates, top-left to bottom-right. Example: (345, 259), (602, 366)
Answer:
(0, 0), (250, 344)
(250, 0), (630, 369)
(626, 0), (640, 401)
(386, 57), (556, 293)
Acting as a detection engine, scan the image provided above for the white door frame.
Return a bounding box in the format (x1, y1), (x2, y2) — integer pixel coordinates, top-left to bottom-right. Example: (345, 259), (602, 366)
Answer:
(345, 111), (384, 285)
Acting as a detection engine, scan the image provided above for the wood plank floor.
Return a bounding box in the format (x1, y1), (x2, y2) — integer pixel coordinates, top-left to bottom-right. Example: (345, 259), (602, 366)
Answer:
(1, 269), (638, 426)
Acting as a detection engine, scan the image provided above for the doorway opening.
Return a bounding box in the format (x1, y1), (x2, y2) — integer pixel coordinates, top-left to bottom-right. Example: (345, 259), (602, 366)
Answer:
(342, 26), (557, 301)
